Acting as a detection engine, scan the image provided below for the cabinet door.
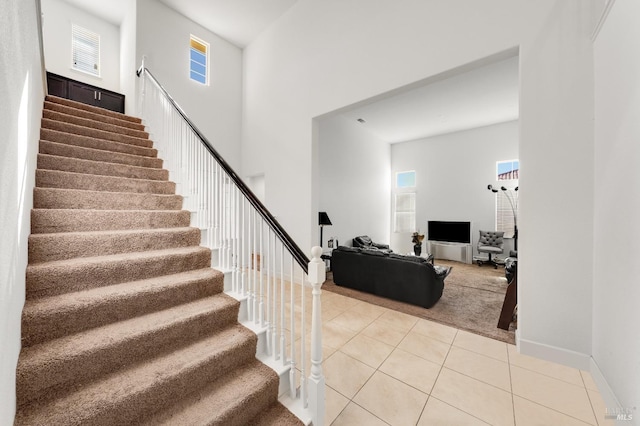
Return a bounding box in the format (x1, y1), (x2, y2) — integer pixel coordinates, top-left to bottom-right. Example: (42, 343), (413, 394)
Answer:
(68, 81), (99, 107)
(97, 91), (125, 114)
(47, 73), (68, 98)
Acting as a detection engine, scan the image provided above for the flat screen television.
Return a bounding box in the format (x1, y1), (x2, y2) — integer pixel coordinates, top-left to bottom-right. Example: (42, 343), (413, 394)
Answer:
(427, 221), (471, 244)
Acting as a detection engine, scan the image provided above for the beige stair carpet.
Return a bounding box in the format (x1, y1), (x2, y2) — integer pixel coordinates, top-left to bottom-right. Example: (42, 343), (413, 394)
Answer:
(15, 95), (302, 425)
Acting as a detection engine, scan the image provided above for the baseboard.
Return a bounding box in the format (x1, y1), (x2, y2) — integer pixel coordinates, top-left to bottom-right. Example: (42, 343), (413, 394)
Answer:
(515, 333), (591, 371)
(588, 358), (629, 420)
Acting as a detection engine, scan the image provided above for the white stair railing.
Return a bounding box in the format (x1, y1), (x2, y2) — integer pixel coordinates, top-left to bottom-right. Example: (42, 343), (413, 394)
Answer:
(137, 63), (324, 425)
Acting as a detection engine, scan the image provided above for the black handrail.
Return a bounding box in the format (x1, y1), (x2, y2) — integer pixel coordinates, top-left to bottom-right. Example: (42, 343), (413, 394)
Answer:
(137, 66), (310, 273)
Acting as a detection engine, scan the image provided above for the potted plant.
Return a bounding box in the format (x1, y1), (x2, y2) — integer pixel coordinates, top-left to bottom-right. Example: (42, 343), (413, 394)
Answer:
(411, 231), (425, 256)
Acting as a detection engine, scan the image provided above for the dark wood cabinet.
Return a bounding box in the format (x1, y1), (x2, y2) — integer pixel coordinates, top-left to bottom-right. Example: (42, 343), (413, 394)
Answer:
(47, 72), (125, 114)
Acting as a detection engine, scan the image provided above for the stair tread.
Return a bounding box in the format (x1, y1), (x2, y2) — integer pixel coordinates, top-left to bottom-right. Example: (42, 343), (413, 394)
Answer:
(22, 268), (224, 346)
(18, 293), (238, 371)
(250, 402), (305, 426)
(141, 359), (279, 426)
(42, 117), (152, 148)
(46, 95), (141, 123)
(15, 324), (258, 425)
(41, 128), (157, 158)
(36, 169), (175, 195)
(38, 152), (168, 181)
(44, 100), (145, 131)
(33, 187), (183, 210)
(43, 109), (149, 139)
(39, 139), (162, 168)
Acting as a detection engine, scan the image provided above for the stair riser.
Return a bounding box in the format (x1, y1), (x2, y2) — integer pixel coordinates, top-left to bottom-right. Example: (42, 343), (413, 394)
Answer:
(43, 109), (149, 139)
(46, 95), (141, 124)
(17, 300), (243, 407)
(38, 154), (169, 181)
(26, 248), (212, 299)
(36, 170), (176, 195)
(44, 101), (146, 131)
(33, 188), (183, 211)
(42, 118), (152, 148)
(29, 228), (200, 263)
(41, 128), (157, 158)
(21, 271), (224, 347)
(40, 140), (163, 169)
(31, 209), (191, 234)
(209, 376), (279, 426)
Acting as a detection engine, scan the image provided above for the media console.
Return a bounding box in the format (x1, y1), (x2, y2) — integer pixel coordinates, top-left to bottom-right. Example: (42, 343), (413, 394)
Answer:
(427, 241), (473, 264)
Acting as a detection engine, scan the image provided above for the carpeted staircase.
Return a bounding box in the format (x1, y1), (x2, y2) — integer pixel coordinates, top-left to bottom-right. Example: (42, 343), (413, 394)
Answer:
(14, 96), (303, 425)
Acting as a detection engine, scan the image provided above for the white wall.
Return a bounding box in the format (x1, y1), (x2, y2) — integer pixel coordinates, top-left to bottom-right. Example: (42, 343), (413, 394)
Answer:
(244, 0), (601, 382)
(318, 115), (390, 250)
(390, 121), (518, 255)
(0, 0), (45, 422)
(136, 0), (243, 170)
(119, 0), (137, 114)
(41, 0), (121, 92)
(593, 0), (640, 416)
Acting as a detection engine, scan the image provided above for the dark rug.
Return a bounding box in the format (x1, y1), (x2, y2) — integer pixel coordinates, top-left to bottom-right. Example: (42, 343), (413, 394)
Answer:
(323, 259), (516, 344)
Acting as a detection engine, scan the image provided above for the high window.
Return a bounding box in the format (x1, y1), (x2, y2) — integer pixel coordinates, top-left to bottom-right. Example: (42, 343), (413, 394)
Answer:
(190, 35), (209, 85)
(496, 160), (519, 237)
(72, 24), (100, 76)
(394, 171), (416, 233)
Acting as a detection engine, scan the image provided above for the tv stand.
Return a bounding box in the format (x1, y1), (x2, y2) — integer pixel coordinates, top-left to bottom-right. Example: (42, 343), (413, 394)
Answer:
(427, 241), (473, 264)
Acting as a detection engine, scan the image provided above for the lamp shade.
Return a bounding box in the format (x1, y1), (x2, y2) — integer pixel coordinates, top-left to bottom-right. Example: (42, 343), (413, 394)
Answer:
(319, 212), (332, 226)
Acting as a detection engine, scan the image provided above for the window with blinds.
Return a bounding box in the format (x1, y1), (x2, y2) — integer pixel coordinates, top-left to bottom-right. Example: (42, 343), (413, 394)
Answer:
(190, 35), (209, 85)
(394, 193), (416, 233)
(496, 160), (519, 238)
(72, 24), (100, 76)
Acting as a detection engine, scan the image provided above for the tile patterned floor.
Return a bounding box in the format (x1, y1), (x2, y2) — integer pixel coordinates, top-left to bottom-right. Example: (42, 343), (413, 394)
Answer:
(311, 291), (613, 426)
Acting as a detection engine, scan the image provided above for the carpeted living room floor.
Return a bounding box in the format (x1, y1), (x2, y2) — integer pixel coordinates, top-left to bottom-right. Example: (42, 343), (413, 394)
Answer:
(322, 259), (515, 344)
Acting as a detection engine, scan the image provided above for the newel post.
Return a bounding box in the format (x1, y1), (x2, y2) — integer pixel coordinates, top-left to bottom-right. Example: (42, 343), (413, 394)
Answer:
(307, 246), (325, 426)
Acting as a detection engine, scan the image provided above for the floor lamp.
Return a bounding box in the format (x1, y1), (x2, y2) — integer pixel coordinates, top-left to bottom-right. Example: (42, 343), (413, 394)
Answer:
(318, 212), (332, 247)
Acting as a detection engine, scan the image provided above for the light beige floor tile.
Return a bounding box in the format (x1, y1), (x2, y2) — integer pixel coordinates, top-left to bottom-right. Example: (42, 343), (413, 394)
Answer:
(353, 371), (428, 426)
(453, 330), (508, 362)
(349, 301), (388, 319)
(323, 351), (375, 399)
(328, 294), (361, 310)
(340, 334), (394, 369)
(322, 321), (358, 349)
(379, 348), (441, 394)
(513, 395), (592, 426)
(411, 318), (458, 345)
(398, 330), (451, 365)
(507, 344), (583, 386)
(377, 310), (419, 333)
(587, 389), (617, 426)
(510, 365), (596, 424)
(431, 368), (514, 426)
(581, 370), (600, 392)
(324, 385), (350, 426)
(331, 402), (389, 426)
(418, 397), (490, 425)
(361, 319), (408, 347)
(329, 310), (376, 333)
(445, 346), (511, 392)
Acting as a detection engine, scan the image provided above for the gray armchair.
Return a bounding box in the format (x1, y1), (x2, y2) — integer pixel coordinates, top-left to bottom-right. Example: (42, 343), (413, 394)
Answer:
(477, 230), (504, 268)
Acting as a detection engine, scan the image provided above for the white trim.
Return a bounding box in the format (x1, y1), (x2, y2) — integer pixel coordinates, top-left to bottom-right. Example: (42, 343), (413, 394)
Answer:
(592, 0), (616, 41)
(589, 358), (624, 415)
(517, 335), (591, 371)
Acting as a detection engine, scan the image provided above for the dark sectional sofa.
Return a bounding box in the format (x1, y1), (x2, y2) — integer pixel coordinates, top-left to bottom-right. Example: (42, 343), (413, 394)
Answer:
(331, 246), (451, 309)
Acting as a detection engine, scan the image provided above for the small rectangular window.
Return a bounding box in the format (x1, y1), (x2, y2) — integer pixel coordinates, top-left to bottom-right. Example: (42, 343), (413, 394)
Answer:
(396, 170), (416, 188)
(72, 24), (100, 76)
(190, 35), (209, 85)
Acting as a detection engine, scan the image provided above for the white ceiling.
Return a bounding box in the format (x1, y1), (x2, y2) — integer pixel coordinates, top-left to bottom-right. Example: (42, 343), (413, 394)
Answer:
(58, 1), (518, 142)
(60, 0), (298, 48)
(340, 56), (520, 143)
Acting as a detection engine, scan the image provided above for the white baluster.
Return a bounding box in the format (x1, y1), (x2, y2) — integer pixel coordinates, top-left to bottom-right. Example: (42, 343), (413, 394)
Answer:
(258, 220), (264, 326)
(289, 259), (297, 398)
(307, 246), (326, 426)
(280, 244), (285, 364)
(300, 266), (307, 407)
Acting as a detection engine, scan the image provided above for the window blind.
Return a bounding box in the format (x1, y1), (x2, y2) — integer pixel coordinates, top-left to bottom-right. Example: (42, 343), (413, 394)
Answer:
(72, 24), (100, 76)
(190, 35), (209, 85)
